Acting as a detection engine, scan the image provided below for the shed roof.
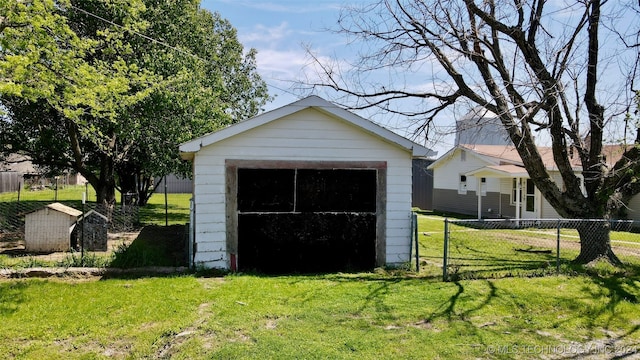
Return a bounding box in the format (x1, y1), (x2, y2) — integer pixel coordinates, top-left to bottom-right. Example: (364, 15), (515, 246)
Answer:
(179, 96), (436, 160)
(36, 203), (83, 217)
(79, 210), (109, 222)
(0, 154), (39, 174)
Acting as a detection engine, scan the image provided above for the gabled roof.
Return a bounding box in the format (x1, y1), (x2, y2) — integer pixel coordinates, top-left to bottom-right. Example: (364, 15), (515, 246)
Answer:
(428, 144), (582, 173)
(179, 95), (436, 160)
(79, 210), (109, 222)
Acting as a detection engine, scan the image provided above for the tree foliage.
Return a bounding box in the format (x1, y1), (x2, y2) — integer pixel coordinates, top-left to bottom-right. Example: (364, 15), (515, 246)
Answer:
(1, 0), (269, 205)
(308, 0), (640, 264)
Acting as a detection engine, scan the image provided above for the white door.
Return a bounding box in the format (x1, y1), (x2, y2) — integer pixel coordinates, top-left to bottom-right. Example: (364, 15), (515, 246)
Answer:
(522, 179), (539, 219)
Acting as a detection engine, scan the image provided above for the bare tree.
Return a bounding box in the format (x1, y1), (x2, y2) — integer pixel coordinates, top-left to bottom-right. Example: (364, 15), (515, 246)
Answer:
(307, 0), (640, 264)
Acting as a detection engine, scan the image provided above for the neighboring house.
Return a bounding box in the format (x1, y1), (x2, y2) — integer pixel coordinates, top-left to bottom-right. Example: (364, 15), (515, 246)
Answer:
(179, 95), (436, 272)
(0, 154), (86, 193)
(429, 143), (638, 221)
(0, 154), (37, 193)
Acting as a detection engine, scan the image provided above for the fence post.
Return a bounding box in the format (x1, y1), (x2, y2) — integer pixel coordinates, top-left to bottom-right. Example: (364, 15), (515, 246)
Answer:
(443, 218), (449, 281)
(556, 219), (561, 275)
(413, 213), (419, 272)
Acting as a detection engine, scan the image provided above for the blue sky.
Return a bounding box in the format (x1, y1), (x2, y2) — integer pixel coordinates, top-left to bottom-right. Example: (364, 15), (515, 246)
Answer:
(200, 1), (347, 108)
(198, 1), (639, 155)
(199, 0), (453, 154)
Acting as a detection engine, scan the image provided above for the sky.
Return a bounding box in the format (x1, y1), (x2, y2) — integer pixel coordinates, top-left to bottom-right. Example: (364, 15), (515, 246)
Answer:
(198, 1), (639, 156)
(199, 0), (455, 155)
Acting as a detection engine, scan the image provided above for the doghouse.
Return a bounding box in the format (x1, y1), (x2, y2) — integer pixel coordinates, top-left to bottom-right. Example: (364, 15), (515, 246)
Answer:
(25, 203), (82, 252)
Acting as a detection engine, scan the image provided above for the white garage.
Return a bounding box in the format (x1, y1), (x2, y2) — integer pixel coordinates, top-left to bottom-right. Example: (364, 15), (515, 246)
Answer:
(179, 96), (435, 273)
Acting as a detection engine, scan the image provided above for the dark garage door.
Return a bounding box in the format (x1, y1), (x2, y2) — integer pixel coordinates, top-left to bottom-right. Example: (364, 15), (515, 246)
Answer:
(237, 168), (377, 273)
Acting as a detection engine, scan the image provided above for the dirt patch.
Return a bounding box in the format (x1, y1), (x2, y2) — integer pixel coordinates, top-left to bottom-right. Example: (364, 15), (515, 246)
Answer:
(1, 224), (188, 267)
(0, 231), (139, 263)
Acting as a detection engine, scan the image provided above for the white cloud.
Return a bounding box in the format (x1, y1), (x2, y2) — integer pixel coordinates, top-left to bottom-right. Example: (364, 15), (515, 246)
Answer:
(240, 22), (292, 45)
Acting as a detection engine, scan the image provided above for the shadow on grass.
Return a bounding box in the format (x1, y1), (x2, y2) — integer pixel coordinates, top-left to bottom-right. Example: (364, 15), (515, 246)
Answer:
(110, 224), (188, 268)
(0, 281), (28, 316)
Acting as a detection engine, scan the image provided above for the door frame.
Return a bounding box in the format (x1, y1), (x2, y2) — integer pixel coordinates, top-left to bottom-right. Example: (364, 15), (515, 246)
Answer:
(225, 159), (387, 270)
(521, 178), (540, 219)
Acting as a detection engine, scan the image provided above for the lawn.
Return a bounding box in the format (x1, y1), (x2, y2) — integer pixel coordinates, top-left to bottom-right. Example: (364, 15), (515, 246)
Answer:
(1, 193), (640, 358)
(0, 271), (638, 359)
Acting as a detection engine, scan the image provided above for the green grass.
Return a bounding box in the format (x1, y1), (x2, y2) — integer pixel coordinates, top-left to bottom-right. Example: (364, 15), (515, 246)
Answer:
(1, 209), (639, 358)
(0, 271), (638, 359)
(0, 185), (98, 203)
(138, 193), (191, 225)
(418, 216), (640, 281)
(0, 185), (191, 225)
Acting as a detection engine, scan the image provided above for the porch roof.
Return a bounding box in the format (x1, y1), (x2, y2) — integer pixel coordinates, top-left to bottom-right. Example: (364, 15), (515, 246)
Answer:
(465, 164), (529, 178)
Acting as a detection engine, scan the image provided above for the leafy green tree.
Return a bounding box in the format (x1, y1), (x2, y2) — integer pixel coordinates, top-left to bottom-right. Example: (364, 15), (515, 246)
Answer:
(1, 0), (154, 205)
(1, 0), (269, 206)
(113, 0), (268, 205)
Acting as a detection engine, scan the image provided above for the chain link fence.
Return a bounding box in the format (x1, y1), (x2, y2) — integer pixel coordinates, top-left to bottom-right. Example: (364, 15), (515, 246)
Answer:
(443, 219), (640, 281)
(0, 201), (139, 251)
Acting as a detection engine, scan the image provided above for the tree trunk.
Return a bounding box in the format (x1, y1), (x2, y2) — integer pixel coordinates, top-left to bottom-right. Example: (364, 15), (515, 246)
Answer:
(136, 174), (155, 206)
(573, 221), (622, 265)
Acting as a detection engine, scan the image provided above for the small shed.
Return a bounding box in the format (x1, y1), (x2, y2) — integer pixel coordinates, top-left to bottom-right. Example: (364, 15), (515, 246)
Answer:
(25, 203), (82, 252)
(72, 210), (109, 251)
(179, 96), (437, 273)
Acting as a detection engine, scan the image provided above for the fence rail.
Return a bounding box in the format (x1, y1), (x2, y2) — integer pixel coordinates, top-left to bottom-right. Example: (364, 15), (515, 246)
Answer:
(443, 218), (640, 281)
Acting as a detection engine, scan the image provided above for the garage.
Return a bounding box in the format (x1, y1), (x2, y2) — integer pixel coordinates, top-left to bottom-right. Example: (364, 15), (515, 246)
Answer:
(179, 96), (436, 271)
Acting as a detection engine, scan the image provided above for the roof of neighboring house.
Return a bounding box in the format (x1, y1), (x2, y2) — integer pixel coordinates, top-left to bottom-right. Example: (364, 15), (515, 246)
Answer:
(179, 95), (437, 160)
(429, 143), (634, 178)
(462, 144), (582, 171)
(0, 154), (39, 174)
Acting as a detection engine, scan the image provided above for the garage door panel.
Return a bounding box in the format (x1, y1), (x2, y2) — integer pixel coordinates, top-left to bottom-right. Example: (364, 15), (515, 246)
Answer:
(238, 213), (376, 273)
(296, 169), (377, 212)
(237, 168), (295, 212)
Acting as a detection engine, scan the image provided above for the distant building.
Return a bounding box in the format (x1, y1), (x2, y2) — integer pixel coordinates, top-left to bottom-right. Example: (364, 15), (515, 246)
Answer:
(0, 154), (86, 193)
(455, 107), (511, 146)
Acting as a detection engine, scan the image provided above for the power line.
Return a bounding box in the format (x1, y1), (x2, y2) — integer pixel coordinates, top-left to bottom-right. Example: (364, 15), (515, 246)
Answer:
(69, 4), (204, 62)
(68, 4), (302, 99)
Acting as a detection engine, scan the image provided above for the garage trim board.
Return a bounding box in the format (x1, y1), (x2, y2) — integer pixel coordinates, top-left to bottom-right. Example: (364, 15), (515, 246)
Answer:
(225, 159), (387, 273)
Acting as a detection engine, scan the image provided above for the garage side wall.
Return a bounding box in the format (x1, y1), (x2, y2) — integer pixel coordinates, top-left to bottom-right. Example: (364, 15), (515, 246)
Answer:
(191, 108), (413, 269)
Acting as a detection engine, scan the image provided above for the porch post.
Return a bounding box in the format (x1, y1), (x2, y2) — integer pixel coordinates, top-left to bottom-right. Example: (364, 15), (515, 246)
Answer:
(515, 177), (521, 220)
(477, 181), (482, 220)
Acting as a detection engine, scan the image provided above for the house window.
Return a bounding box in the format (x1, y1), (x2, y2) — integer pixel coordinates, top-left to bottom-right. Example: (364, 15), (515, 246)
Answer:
(480, 177), (487, 196)
(525, 179), (535, 212)
(511, 178), (522, 205)
(458, 175), (467, 194)
(460, 150), (466, 162)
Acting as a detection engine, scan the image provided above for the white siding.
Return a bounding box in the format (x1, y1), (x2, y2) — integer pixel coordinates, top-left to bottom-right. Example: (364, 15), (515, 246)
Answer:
(626, 195), (640, 222)
(539, 173), (562, 219)
(432, 149), (495, 192)
(25, 209), (76, 252)
(192, 108), (414, 269)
